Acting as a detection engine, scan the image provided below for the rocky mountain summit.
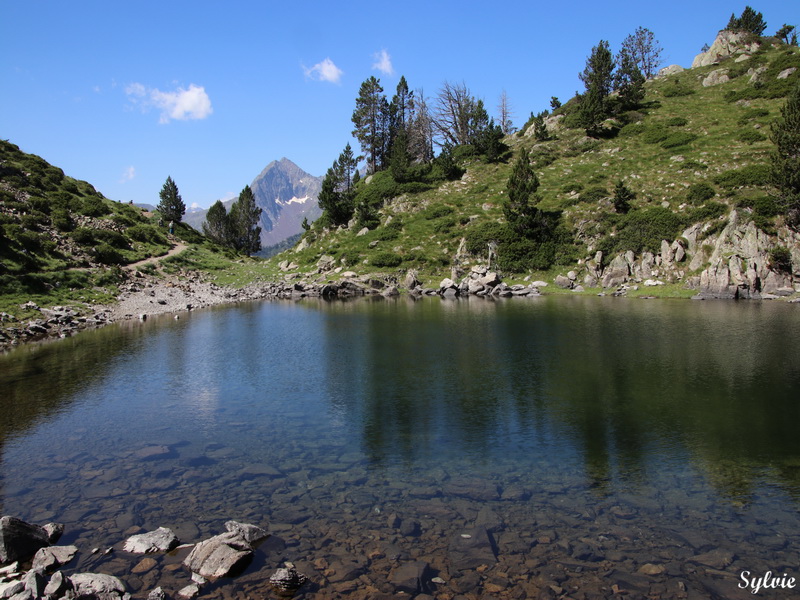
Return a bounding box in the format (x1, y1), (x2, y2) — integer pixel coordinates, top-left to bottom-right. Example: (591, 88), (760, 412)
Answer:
(184, 158), (321, 248)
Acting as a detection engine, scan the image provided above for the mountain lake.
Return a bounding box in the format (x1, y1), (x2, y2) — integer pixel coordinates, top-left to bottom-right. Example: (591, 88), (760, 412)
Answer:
(1, 295), (799, 599)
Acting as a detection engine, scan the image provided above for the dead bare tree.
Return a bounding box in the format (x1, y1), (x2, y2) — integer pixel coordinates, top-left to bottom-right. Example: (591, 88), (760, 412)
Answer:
(497, 89), (516, 135)
(432, 81), (476, 147)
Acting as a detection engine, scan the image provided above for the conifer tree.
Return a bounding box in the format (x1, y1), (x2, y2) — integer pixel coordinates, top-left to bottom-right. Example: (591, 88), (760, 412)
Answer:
(202, 200), (229, 244)
(619, 27), (663, 79)
(613, 180), (635, 213)
(504, 147), (544, 236)
(228, 186), (262, 254)
(157, 176), (186, 223)
(352, 77), (388, 174)
(578, 40), (615, 137)
(615, 47), (646, 110)
(770, 83), (800, 227)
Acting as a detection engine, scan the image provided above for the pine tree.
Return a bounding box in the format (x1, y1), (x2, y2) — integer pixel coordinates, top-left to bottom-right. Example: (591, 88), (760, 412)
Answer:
(615, 47), (646, 111)
(504, 147), (543, 236)
(352, 77), (388, 174)
(726, 7), (767, 35)
(578, 40), (615, 137)
(317, 146), (357, 226)
(770, 83), (800, 227)
(613, 180), (635, 213)
(202, 200), (229, 244)
(228, 186), (262, 254)
(620, 27), (663, 79)
(157, 176), (186, 223)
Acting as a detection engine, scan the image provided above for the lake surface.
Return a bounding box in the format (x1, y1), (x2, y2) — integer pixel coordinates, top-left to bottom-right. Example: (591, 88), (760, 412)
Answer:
(1, 295), (799, 599)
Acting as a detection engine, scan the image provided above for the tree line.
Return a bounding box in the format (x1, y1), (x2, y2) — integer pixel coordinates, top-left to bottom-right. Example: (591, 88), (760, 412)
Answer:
(317, 75), (507, 228)
(154, 176), (262, 255)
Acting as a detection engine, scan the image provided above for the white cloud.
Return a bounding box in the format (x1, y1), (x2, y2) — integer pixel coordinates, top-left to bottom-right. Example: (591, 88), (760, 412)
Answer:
(372, 49), (394, 75)
(120, 166), (135, 183)
(303, 58), (343, 84)
(125, 82), (213, 124)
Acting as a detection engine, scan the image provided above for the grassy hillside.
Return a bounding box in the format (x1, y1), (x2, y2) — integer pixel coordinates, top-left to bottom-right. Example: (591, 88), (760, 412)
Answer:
(0, 140), (260, 320)
(263, 39), (799, 291)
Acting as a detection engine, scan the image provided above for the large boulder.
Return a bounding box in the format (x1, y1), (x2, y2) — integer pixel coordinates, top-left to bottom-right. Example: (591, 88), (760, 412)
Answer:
(0, 516), (50, 563)
(183, 532), (253, 579)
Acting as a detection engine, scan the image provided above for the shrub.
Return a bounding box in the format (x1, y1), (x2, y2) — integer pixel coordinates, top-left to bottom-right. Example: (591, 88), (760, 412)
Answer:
(127, 224), (166, 245)
(370, 251), (403, 268)
(618, 122), (646, 137)
(93, 242), (125, 265)
(93, 229), (129, 249)
(579, 186), (608, 203)
(339, 249), (361, 266)
(80, 196), (110, 217)
(433, 218), (456, 233)
(737, 108), (770, 126)
(687, 183), (716, 204)
(71, 228), (97, 246)
(609, 207), (684, 254)
(737, 130), (767, 144)
(768, 246), (793, 273)
(662, 82), (695, 97)
(666, 117), (688, 126)
(562, 183), (583, 194)
(422, 204), (454, 219)
(51, 208), (74, 232)
(686, 201), (728, 222)
(641, 126), (670, 144)
(660, 132), (698, 149)
(713, 165), (770, 188)
(679, 160), (708, 171)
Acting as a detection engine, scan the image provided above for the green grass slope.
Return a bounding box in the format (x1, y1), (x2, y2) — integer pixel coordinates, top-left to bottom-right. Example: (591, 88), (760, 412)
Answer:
(266, 40), (799, 292)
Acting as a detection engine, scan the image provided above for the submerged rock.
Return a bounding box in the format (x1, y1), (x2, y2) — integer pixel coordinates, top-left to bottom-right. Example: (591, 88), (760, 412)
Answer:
(223, 521), (268, 545)
(183, 532), (253, 579)
(123, 527), (180, 554)
(268, 565), (308, 595)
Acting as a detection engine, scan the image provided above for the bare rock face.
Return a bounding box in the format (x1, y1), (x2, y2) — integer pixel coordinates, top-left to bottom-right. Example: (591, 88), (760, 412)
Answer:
(0, 516), (51, 563)
(702, 68), (730, 87)
(123, 527), (180, 554)
(692, 30), (759, 68)
(183, 532), (253, 579)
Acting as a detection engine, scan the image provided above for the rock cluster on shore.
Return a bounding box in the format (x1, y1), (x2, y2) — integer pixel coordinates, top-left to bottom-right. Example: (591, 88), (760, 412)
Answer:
(0, 516), (293, 600)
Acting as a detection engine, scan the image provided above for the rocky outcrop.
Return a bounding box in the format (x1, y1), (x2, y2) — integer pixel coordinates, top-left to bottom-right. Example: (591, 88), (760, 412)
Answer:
(702, 68), (730, 87)
(656, 64), (684, 78)
(692, 30), (760, 68)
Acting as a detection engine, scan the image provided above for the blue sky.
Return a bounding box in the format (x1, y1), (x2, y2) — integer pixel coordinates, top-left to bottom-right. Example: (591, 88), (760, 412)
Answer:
(1, 1), (795, 209)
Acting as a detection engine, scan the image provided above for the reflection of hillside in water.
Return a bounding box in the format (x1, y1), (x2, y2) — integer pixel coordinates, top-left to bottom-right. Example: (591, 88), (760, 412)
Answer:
(321, 296), (800, 501)
(0, 321), (153, 448)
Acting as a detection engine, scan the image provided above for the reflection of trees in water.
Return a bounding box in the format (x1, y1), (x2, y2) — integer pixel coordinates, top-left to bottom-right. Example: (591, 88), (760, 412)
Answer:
(322, 296), (800, 501)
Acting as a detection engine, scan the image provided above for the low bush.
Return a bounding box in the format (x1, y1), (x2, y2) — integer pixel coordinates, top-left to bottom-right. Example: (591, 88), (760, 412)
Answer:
(660, 132), (698, 149)
(579, 186), (608, 203)
(687, 183), (716, 204)
(666, 117), (688, 127)
(713, 164), (771, 188)
(93, 242), (125, 265)
(737, 130), (767, 144)
(370, 251), (403, 268)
